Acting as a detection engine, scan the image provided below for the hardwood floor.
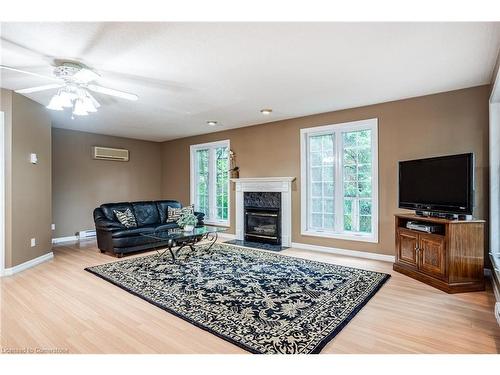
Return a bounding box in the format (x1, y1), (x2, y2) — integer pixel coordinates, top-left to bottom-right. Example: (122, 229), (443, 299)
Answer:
(1, 239), (499, 354)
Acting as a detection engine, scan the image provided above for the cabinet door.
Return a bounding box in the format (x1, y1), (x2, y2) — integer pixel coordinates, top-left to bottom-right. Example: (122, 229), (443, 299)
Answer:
(419, 233), (446, 279)
(397, 228), (418, 268)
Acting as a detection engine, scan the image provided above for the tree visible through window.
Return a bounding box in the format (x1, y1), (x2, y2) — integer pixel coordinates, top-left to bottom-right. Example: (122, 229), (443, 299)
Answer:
(196, 149), (209, 217)
(215, 147), (229, 221)
(308, 134), (335, 230)
(191, 140), (230, 225)
(301, 119), (378, 242)
(342, 130), (372, 233)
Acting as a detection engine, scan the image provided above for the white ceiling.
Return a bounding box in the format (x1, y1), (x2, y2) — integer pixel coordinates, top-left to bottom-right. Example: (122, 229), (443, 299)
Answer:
(1, 22), (499, 142)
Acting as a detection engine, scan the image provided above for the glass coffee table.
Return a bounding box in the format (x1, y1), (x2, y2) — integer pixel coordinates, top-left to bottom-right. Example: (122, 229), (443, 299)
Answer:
(141, 225), (227, 262)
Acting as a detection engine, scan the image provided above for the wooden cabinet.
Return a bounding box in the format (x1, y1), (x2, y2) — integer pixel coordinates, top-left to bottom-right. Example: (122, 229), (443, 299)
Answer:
(396, 228), (418, 268)
(419, 233), (446, 279)
(394, 214), (485, 293)
(396, 229), (446, 278)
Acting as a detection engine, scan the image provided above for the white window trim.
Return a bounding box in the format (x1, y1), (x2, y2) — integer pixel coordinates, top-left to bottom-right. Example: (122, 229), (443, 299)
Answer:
(190, 139), (230, 227)
(300, 118), (379, 243)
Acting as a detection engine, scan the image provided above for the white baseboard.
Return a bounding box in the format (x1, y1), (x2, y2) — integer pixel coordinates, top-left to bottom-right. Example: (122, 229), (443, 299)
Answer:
(2, 252), (54, 276)
(218, 232), (236, 240)
(291, 241), (395, 262)
(52, 235), (78, 244)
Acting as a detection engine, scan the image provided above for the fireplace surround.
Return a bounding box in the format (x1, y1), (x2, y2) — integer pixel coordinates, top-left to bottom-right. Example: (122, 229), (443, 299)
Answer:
(231, 177), (295, 247)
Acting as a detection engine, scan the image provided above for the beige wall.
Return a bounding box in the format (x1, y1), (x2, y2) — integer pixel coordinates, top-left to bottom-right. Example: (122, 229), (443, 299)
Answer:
(1, 89), (13, 268)
(160, 85), (490, 256)
(52, 128), (162, 238)
(1, 89), (52, 268)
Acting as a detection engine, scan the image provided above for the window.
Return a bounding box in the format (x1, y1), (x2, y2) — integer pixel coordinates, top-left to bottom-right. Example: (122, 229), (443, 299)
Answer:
(190, 140), (230, 225)
(300, 119), (378, 242)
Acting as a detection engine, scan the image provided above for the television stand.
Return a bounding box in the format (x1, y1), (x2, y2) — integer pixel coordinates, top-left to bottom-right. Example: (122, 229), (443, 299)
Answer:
(394, 213), (485, 293)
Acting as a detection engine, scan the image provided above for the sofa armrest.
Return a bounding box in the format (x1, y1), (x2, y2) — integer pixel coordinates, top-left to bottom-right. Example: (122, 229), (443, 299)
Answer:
(194, 211), (205, 225)
(93, 208), (126, 231)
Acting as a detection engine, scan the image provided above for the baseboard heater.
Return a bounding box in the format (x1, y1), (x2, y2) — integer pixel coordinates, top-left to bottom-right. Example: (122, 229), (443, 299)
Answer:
(79, 230), (96, 239)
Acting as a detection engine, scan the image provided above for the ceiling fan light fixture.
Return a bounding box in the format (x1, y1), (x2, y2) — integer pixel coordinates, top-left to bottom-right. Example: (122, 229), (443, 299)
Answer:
(81, 96), (97, 113)
(73, 100), (88, 116)
(3, 63), (138, 117)
(58, 91), (74, 108)
(46, 96), (63, 111)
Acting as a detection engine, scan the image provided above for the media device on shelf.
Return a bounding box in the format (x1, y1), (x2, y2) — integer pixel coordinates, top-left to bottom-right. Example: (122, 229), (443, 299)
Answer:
(405, 221), (441, 233)
(398, 153), (474, 220)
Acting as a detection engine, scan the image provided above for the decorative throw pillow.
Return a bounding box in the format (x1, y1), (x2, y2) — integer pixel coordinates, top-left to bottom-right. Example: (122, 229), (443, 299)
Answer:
(167, 205), (194, 223)
(167, 206), (182, 223)
(113, 208), (137, 228)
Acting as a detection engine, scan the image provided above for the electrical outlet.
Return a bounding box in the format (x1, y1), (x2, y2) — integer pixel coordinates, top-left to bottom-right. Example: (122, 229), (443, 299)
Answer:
(30, 238), (36, 247)
(51, 224), (56, 230)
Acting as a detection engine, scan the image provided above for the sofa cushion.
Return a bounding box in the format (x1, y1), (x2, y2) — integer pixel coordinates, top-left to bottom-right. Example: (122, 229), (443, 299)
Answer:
(112, 226), (156, 238)
(100, 202), (133, 221)
(132, 201), (160, 226)
(156, 200), (182, 223)
(111, 234), (160, 248)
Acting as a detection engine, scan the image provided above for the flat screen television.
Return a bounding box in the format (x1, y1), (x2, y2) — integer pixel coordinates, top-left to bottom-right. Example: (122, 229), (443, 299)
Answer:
(398, 153), (474, 215)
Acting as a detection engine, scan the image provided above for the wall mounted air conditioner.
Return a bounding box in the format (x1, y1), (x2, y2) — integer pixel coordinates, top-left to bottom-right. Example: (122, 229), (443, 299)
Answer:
(92, 146), (129, 161)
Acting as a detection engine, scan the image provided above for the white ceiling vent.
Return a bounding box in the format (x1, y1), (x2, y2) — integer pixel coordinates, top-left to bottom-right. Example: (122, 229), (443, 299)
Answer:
(92, 146), (129, 161)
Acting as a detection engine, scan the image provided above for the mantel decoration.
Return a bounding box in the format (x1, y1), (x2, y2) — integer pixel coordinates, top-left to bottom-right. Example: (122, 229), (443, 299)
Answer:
(229, 149), (239, 179)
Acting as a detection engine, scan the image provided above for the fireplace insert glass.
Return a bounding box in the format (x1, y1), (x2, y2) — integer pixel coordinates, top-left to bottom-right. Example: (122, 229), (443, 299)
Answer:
(245, 208), (281, 244)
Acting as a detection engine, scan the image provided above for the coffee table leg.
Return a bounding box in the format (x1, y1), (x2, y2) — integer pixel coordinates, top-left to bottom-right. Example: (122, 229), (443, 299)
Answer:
(167, 239), (177, 261)
(153, 241), (176, 261)
(175, 240), (197, 260)
(206, 231), (218, 252)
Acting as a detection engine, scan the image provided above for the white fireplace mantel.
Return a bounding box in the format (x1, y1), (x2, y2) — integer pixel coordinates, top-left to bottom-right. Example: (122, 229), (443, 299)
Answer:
(231, 177), (296, 247)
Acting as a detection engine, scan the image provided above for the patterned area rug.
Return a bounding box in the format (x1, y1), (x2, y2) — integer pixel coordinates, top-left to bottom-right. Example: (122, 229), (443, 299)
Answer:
(85, 243), (390, 354)
(224, 239), (288, 251)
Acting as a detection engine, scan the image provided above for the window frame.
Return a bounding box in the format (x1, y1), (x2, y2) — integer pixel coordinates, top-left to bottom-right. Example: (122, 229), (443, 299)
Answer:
(300, 118), (379, 243)
(190, 139), (230, 227)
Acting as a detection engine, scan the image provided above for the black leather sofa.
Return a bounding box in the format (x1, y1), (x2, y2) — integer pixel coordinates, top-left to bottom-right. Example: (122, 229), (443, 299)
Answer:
(93, 200), (204, 257)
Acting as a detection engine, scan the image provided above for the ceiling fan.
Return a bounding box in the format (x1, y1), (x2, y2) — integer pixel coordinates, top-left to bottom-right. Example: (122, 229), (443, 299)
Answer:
(0, 61), (139, 118)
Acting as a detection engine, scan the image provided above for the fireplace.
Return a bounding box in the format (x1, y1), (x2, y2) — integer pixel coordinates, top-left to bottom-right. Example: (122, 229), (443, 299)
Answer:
(232, 177), (295, 247)
(244, 192), (281, 245)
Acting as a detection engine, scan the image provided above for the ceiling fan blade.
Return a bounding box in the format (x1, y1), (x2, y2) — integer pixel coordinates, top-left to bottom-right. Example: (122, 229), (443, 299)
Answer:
(73, 68), (100, 83)
(15, 84), (64, 94)
(0, 65), (60, 82)
(98, 68), (193, 92)
(87, 84), (138, 101)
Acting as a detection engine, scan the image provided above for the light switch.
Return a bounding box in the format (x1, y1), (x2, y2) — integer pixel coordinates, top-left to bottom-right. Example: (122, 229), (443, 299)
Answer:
(30, 238), (36, 247)
(51, 224), (56, 230)
(30, 153), (38, 164)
